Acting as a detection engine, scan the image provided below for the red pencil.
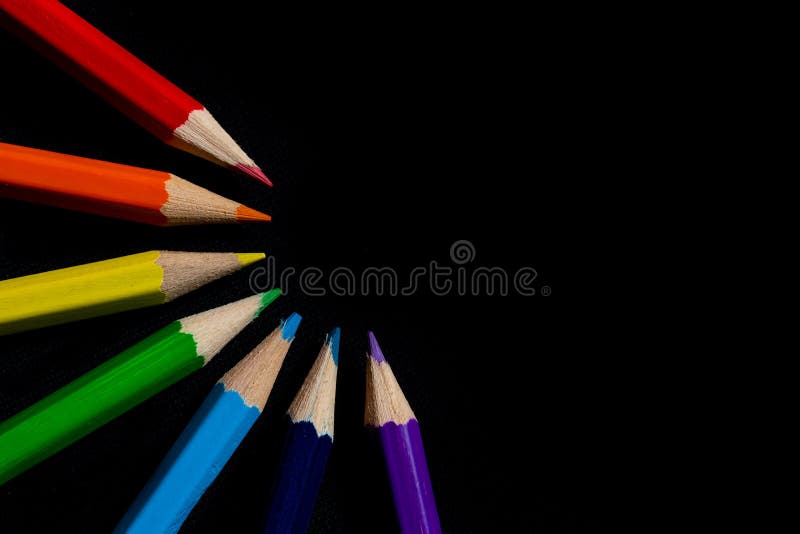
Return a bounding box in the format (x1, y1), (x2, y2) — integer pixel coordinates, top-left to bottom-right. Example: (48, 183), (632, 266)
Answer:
(0, 0), (271, 186)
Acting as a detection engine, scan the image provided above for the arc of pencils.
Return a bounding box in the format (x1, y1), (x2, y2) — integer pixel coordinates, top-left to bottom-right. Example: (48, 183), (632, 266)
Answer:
(114, 313), (302, 534)
(366, 332), (442, 534)
(0, 142), (271, 226)
(0, 290), (280, 486)
(264, 327), (341, 534)
(0, 0), (270, 185)
(0, 250), (266, 335)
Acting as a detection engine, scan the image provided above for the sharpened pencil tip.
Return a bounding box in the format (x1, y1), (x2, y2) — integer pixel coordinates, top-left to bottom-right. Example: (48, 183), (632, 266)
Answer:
(281, 313), (302, 341)
(235, 163), (273, 186)
(256, 289), (281, 315)
(235, 252), (266, 267)
(328, 327), (341, 366)
(235, 205), (272, 222)
(367, 331), (387, 363)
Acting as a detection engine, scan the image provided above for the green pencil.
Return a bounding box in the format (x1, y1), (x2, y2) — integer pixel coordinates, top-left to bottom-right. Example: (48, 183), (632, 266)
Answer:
(0, 290), (280, 486)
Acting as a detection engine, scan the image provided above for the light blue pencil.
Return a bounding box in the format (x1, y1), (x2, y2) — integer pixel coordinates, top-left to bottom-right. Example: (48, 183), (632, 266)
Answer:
(114, 313), (302, 534)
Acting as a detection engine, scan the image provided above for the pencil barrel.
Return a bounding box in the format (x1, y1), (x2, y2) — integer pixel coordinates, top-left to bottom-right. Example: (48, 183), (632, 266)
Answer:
(379, 420), (441, 534)
(264, 421), (333, 534)
(0, 0), (198, 139)
(0, 322), (202, 486)
(114, 384), (260, 534)
(0, 251), (166, 335)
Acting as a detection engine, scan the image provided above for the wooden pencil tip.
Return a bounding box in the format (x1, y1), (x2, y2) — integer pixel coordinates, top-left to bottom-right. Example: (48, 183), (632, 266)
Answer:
(235, 204), (272, 222)
(235, 253), (266, 267)
(328, 327), (341, 366)
(234, 163), (273, 186)
(367, 331), (387, 363)
(280, 313), (303, 341)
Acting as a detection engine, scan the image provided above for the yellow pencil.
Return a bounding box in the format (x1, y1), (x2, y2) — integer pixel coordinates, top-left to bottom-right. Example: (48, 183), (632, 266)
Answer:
(0, 251), (265, 335)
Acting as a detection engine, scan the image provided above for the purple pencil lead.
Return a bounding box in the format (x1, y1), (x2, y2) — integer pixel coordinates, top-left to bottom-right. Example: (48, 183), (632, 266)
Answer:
(367, 331), (387, 363)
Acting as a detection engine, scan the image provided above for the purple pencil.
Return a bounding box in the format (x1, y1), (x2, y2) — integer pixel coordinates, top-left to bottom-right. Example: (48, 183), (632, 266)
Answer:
(365, 332), (442, 534)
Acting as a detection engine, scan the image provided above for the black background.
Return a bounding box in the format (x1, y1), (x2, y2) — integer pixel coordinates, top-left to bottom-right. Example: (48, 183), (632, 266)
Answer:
(0, 2), (620, 532)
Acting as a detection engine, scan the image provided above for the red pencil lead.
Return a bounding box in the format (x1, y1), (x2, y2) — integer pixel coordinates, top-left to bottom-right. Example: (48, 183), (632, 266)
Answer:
(235, 164), (273, 187)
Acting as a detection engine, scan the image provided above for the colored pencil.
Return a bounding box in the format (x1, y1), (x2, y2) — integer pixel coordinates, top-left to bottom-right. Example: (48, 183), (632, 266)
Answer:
(0, 251), (266, 335)
(0, 142), (271, 226)
(114, 313), (301, 534)
(0, 0), (270, 185)
(264, 327), (341, 534)
(365, 332), (441, 534)
(0, 290), (280, 486)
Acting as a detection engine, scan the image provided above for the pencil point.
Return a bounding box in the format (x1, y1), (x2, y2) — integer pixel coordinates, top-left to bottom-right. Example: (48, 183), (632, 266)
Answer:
(235, 163), (273, 186)
(235, 205), (272, 222)
(235, 252), (266, 267)
(367, 331), (387, 363)
(328, 328), (341, 366)
(256, 289), (282, 314)
(281, 313), (302, 341)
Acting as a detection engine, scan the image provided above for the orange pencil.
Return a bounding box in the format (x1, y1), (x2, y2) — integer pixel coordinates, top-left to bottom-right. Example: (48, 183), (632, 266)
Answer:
(0, 142), (270, 226)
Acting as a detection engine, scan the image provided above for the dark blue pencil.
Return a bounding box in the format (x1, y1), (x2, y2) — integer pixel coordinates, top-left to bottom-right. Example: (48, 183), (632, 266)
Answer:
(263, 328), (340, 534)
